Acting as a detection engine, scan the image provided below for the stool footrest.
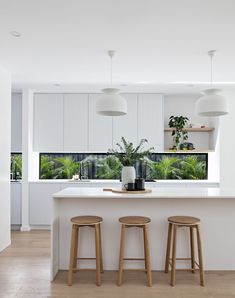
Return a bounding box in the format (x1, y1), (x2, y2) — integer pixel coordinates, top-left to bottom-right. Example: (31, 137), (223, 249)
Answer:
(170, 257), (192, 261)
(77, 268), (97, 271)
(169, 268), (198, 272)
(77, 257), (96, 260)
(123, 258), (145, 261)
(168, 259), (200, 269)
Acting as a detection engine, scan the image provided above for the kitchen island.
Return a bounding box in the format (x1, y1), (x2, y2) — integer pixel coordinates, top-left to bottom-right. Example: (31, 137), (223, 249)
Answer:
(51, 187), (235, 280)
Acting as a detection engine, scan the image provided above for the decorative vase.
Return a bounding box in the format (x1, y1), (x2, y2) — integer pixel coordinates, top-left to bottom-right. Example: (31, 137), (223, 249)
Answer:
(121, 166), (136, 189)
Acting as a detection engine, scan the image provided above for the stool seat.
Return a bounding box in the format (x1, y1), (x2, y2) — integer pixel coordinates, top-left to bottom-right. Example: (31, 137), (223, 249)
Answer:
(71, 215), (103, 225)
(119, 216), (151, 225)
(168, 216), (200, 225)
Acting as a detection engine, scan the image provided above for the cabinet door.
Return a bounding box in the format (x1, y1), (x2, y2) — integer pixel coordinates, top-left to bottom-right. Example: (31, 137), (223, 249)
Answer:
(11, 183), (21, 225)
(29, 183), (61, 225)
(138, 94), (164, 151)
(33, 94), (63, 152)
(88, 94), (113, 151)
(11, 93), (22, 152)
(64, 94), (89, 151)
(113, 94), (138, 148)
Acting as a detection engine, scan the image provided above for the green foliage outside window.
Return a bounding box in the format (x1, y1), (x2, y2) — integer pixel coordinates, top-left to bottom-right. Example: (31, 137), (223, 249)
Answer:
(40, 155), (80, 179)
(147, 156), (206, 180)
(40, 153), (207, 180)
(11, 154), (22, 180)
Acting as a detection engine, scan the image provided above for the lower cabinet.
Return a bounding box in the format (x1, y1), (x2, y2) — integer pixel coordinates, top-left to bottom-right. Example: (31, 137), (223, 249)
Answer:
(29, 183), (61, 225)
(11, 182), (22, 225)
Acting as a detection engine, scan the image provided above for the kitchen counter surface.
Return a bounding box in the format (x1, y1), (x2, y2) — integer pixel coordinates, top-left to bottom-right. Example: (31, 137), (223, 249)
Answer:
(30, 179), (219, 185)
(53, 187), (234, 199)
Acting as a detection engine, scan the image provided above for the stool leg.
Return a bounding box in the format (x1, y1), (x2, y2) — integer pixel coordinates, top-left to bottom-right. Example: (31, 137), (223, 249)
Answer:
(143, 226), (147, 273)
(117, 224), (125, 286)
(68, 224), (77, 286)
(196, 224), (205, 286)
(190, 226), (195, 273)
(98, 223), (104, 273)
(143, 225), (152, 287)
(95, 224), (101, 286)
(73, 226), (79, 273)
(165, 223), (173, 273)
(170, 224), (178, 287)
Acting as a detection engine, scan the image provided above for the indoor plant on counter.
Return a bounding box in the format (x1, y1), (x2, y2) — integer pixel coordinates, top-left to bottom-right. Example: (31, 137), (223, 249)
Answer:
(109, 137), (154, 189)
(168, 115), (189, 150)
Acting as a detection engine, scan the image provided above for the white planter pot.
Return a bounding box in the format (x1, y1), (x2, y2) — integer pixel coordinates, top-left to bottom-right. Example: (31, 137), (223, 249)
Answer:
(121, 166), (136, 189)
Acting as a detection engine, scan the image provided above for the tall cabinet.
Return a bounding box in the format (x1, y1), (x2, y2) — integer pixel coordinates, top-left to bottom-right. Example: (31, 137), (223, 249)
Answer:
(138, 94), (164, 151)
(113, 94), (138, 148)
(34, 93), (64, 152)
(63, 94), (89, 151)
(88, 94), (113, 151)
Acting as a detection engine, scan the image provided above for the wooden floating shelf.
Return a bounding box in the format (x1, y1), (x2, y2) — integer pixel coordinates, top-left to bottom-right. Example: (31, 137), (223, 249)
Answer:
(164, 127), (214, 132)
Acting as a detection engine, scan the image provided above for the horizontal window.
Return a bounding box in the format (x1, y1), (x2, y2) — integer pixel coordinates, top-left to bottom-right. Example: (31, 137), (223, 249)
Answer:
(11, 153), (22, 180)
(39, 153), (208, 180)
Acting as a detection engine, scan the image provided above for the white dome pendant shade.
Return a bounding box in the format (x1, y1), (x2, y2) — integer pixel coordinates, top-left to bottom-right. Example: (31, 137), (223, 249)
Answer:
(96, 50), (127, 116)
(196, 50), (229, 117)
(96, 88), (127, 116)
(196, 89), (228, 117)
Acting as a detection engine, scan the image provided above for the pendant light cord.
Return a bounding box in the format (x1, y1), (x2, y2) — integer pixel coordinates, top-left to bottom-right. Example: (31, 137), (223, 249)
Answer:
(210, 53), (213, 85)
(108, 50), (115, 87)
(208, 50), (216, 86)
(110, 54), (113, 86)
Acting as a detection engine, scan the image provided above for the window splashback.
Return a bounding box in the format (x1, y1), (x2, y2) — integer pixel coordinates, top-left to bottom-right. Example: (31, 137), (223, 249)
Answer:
(39, 153), (208, 180)
(11, 153), (22, 180)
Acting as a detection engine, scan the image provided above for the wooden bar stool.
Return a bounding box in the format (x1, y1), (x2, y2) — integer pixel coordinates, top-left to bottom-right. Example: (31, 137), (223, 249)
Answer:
(165, 216), (205, 287)
(68, 215), (103, 286)
(117, 216), (152, 287)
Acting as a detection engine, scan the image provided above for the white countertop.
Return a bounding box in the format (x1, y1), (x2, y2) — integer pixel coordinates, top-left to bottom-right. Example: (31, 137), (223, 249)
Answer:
(29, 179), (219, 184)
(53, 187), (235, 199)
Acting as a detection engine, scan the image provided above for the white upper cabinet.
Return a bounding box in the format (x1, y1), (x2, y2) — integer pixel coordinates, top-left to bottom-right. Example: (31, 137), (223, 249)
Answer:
(63, 94), (89, 151)
(138, 94), (164, 151)
(33, 93), (164, 153)
(11, 93), (22, 152)
(112, 94), (138, 148)
(34, 94), (63, 152)
(88, 94), (113, 151)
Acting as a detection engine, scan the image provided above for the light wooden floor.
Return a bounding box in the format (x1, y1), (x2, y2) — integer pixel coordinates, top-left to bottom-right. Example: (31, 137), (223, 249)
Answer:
(0, 231), (235, 298)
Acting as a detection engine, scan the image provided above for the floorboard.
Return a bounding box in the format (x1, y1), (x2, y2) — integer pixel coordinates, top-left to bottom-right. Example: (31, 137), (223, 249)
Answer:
(0, 231), (234, 298)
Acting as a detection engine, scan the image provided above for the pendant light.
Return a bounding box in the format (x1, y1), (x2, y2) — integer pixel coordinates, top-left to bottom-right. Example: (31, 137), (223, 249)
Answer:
(96, 50), (127, 116)
(195, 50), (228, 117)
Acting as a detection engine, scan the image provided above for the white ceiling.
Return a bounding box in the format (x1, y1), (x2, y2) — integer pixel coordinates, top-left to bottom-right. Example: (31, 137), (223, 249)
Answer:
(0, 0), (235, 93)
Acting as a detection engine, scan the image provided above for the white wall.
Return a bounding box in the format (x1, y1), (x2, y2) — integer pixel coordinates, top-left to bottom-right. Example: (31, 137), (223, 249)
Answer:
(0, 66), (11, 251)
(220, 89), (235, 188)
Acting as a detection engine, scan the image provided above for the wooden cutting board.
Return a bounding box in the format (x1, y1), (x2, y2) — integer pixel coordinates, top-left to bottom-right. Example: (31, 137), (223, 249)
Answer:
(103, 188), (152, 194)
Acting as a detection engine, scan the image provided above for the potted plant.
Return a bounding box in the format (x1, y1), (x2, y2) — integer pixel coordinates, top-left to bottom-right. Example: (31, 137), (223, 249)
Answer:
(168, 116), (189, 150)
(109, 137), (154, 189)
